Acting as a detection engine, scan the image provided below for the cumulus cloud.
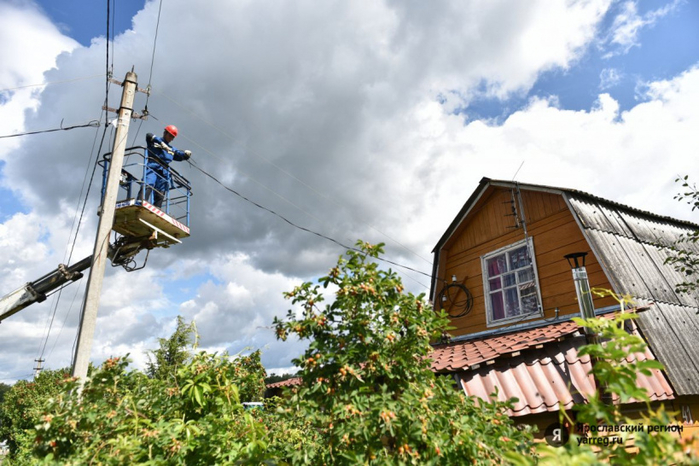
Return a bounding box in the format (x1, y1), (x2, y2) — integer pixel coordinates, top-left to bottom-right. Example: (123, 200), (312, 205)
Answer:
(0, 1), (78, 159)
(2, 0), (698, 382)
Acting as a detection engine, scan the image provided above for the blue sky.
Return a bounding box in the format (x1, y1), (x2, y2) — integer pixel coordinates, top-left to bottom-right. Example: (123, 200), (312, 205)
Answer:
(465, 0), (699, 122)
(36, 0), (144, 47)
(1, 0), (698, 382)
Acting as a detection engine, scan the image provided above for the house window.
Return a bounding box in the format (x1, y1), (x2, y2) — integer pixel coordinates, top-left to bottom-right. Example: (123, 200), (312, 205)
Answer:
(482, 238), (542, 326)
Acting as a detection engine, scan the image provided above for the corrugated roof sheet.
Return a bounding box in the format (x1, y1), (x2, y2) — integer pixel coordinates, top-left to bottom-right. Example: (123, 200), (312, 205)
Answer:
(458, 334), (673, 417)
(635, 302), (699, 395)
(568, 195), (699, 307)
(566, 193), (699, 395)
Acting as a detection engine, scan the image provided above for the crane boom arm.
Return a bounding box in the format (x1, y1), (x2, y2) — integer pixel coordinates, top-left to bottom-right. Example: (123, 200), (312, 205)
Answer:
(0, 255), (93, 323)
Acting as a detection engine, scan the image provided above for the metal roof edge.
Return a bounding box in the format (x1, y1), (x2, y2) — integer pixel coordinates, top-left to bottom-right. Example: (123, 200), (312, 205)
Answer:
(430, 176), (491, 301)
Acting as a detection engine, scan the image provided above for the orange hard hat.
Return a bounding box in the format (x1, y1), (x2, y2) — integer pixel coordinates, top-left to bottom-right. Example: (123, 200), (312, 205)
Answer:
(164, 125), (178, 137)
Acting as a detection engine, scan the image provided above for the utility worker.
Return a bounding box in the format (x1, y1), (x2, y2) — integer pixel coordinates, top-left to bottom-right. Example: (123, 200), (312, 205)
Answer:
(144, 125), (191, 209)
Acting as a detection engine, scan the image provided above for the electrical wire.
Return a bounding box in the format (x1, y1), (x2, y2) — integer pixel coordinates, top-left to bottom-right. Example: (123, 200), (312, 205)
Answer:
(144, 99), (435, 287)
(188, 159), (432, 285)
(0, 74), (103, 94)
(178, 130), (357, 247)
(39, 124), (111, 366)
(0, 373), (35, 383)
(147, 0), (164, 99)
(130, 0), (165, 146)
(155, 90), (432, 266)
(0, 120), (100, 139)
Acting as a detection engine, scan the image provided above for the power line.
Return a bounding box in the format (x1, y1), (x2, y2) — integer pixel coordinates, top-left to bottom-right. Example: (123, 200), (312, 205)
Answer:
(38, 123), (110, 366)
(130, 0), (165, 146)
(156, 90), (432, 266)
(178, 130), (357, 247)
(188, 159), (432, 285)
(0, 120), (100, 139)
(147, 0), (164, 97)
(0, 74), (103, 94)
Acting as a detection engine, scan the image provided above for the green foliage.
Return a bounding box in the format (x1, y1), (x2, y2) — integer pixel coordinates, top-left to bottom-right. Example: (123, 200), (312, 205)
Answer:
(0, 368), (69, 462)
(0, 382), (11, 404)
(665, 175), (699, 294)
(32, 352), (272, 465)
(273, 241), (533, 465)
(146, 315), (197, 381)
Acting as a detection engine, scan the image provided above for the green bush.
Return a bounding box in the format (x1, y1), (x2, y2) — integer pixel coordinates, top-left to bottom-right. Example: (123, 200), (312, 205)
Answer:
(0, 368), (69, 463)
(273, 241), (533, 464)
(32, 352), (271, 465)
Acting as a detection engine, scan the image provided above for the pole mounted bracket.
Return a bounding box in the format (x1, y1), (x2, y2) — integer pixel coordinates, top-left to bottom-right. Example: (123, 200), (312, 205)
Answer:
(108, 77), (150, 95)
(102, 105), (148, 120)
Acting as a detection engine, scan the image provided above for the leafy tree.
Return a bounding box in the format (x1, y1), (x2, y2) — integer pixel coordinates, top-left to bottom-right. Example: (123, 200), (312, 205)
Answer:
(146, 315), (197, 381)
(32, 352), (273, 464)
(666, 175), (699, 294)
(0, 381), (11, 404)
(22, 316), (272, 464)
(0, 368), (69, 462)
(273, 241), (533, 465)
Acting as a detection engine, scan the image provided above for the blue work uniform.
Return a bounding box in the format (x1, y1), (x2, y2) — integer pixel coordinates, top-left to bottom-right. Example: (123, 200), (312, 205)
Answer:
(144, 134), (188, 208)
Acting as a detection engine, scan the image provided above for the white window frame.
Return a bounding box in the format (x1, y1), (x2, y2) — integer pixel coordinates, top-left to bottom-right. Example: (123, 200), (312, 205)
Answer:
(481, 237), (543, 327)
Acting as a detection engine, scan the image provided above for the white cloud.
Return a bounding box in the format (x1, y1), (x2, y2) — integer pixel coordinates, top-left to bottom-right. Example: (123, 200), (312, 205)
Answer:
(0, 1), (78, 160)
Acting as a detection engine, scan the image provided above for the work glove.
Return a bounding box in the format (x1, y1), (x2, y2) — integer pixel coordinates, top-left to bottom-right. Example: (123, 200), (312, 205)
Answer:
(184, 150), (192, 160)
(146, 133), (154, 144)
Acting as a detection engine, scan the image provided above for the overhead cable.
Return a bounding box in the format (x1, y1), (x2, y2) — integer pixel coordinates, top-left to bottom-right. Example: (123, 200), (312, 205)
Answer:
(188, 159), (433, 285)
(156, 90), (432, 266)
(0, 120), (100, 139)
(0, 74), (103, 94)
(130, 0), (165, 146)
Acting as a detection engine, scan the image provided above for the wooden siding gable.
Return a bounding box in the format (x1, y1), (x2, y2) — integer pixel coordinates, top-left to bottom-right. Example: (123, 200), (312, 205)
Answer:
(433, 182), (616, 338)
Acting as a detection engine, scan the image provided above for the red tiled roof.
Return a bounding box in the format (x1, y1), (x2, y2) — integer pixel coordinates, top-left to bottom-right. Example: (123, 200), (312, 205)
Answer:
(266, 378), (301, 389)
(430, 319), (581, 372)
(458, 334), (674, 416)
(442, 318), (675, 416)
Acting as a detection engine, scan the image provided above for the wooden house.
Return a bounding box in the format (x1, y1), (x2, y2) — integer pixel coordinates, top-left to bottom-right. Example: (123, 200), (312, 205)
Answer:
(429, 177), (699, 440)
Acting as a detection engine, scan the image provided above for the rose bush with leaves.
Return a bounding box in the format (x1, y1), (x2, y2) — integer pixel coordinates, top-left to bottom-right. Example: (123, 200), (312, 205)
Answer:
(29, 351), (273, 465)
(274, 241), (533, 465)
(0, 368), (69, 463)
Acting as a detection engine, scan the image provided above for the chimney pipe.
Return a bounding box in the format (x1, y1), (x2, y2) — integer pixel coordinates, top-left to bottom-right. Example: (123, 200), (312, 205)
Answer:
(565, 252), (609, 403)
(565, 253), (596, 322)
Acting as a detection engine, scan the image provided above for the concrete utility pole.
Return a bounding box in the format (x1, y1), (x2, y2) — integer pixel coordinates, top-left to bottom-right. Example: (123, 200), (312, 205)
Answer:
(71, 70), (138, 384)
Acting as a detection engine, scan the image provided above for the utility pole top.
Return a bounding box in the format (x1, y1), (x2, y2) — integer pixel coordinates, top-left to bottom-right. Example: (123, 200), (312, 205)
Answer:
(33, 358), (44, 379)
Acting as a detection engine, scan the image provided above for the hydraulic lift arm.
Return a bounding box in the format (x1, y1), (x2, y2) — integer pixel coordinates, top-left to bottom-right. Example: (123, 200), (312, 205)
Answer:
(0, 255), (93, 323)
